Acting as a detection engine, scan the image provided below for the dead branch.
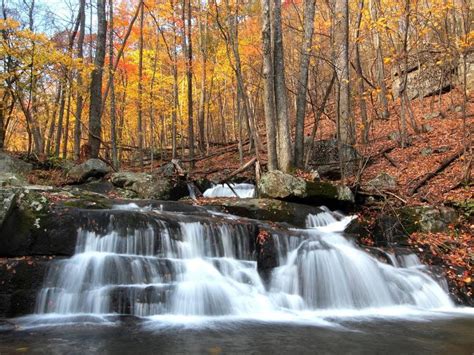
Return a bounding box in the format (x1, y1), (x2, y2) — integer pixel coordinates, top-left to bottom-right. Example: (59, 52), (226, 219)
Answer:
(408, 149), (464, 195)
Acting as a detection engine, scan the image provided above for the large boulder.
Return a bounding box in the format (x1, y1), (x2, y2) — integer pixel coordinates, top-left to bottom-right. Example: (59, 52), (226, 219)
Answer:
(67, 159), (111, 183)
(110, 171), (188, 200)
(305, 139), (360, 179)
(258, 170), (354, 208)
(0, 152), (32, 176)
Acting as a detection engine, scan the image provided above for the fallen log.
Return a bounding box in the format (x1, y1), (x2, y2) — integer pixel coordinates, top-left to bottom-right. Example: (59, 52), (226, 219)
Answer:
(408, 149), (464, 195)
(217, 157), (257, 185)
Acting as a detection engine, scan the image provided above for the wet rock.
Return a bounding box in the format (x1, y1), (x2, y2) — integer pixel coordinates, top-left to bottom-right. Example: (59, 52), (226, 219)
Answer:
(203, 198), (324, 228)
(0, 256), (60, 317)
(0, 152), (32, 176)
(373, 215), (409, 247)
(0, 191), (16, 229)
(67, 159), (111, 183)
(367, 172), (397, 191)
(258, 171), (354, 208)
(305, 139), (360, 179)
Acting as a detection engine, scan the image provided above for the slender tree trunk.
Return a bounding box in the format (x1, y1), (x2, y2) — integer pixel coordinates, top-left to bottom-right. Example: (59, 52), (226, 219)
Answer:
(334, 0), (355, 178)
(54, 78), (67, 157)
(369, 0), (390, 119)
(137, 1), (144, 170)
(183, 0), (195, 166)
(197, 2), (207, 153)
(62, 86), (72, 158)
(108, 0), (118, 169)
(74, 0), (86, 161)
(261, 0), (278, 171)
(294, 0), (316, 167)
(273, 0), (293, 172)
(355, 0), (369, 144)
(88, 0), (107, 158)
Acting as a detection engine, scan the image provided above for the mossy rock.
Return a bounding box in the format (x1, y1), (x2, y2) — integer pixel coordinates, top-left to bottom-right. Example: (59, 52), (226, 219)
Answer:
(399, 206), (458, 234)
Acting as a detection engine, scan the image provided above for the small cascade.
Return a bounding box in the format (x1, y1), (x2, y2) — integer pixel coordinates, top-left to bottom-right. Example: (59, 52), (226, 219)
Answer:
(203, 183), (255, 198)
(35, 204), (454, 320)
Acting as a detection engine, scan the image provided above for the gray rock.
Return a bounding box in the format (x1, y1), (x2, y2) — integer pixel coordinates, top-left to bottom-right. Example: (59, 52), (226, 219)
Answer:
(422, 124), (434, 133)
(0, 152), (32, 176)
(258, 171), (306, 199)
(258, 170), (354, 205)
(110, 171), (187, 200)
(367, 172), (397, 191)
(423, 111), (443, 120)
(400, 206), (458, 233)
(0, 172), (27, 187)
(68, 159), (111, 183)
(420, 147), (433, 156)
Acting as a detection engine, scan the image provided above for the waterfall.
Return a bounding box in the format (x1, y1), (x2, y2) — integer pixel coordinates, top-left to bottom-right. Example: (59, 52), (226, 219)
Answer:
(203, 183), (256, 198)
(35, 205), (454, 319)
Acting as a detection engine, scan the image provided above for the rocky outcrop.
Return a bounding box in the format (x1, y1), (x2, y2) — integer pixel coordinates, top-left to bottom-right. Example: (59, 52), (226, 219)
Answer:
(67, 159), (111, 183)
(110, 171), (188, 200)
(258, 170), (354, 208)
(399, 206), (458, 234)
(392, 52), (456, 100)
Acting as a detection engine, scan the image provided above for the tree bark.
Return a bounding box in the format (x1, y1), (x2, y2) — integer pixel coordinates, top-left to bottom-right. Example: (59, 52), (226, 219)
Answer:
(261, 0), (278, 171)
(88, 0), (107, 158)
(273, 0), (293, 172)
(294, 0), (316, 167)
(74, 0), (86, 161)
(137, 1), (144, 170)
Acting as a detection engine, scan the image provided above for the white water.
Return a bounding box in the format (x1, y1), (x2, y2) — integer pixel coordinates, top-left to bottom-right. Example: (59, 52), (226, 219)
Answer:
(203, 183), (256, 198)
(35, 206), (455, 321)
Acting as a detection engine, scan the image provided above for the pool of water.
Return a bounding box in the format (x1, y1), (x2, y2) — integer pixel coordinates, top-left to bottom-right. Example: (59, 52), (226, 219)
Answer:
(2, 312), (474, 354)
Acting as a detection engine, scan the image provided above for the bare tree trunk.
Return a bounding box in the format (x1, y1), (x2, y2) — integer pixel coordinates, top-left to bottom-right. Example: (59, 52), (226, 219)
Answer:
(261, 0), (278, 171)
(273, 0), (293, 172)
(62, 86), (72, 158)
(183, 0), (195, 166)
(294, 0), (316, 167)
(88, 0), (107, 158)
(108, 0), (118, 169)
(197, 2), (207, 153)
(74, 0), (86, 161)
(369, 0), (390, 119)
(137, 1), (144, 170)
(355, 0), (369, 144)
(54, 78), (67, 157)
(334, 0), (355, 178)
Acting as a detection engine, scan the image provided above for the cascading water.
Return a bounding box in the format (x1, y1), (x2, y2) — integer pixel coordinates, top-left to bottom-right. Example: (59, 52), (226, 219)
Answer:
(35, 205), (454, 320)
(203, 183), (256, 198)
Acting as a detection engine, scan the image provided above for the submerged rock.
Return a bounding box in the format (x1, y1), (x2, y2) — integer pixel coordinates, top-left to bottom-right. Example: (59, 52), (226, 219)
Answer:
(258, 171), (354, 208)
(68, 159), (111, 183)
